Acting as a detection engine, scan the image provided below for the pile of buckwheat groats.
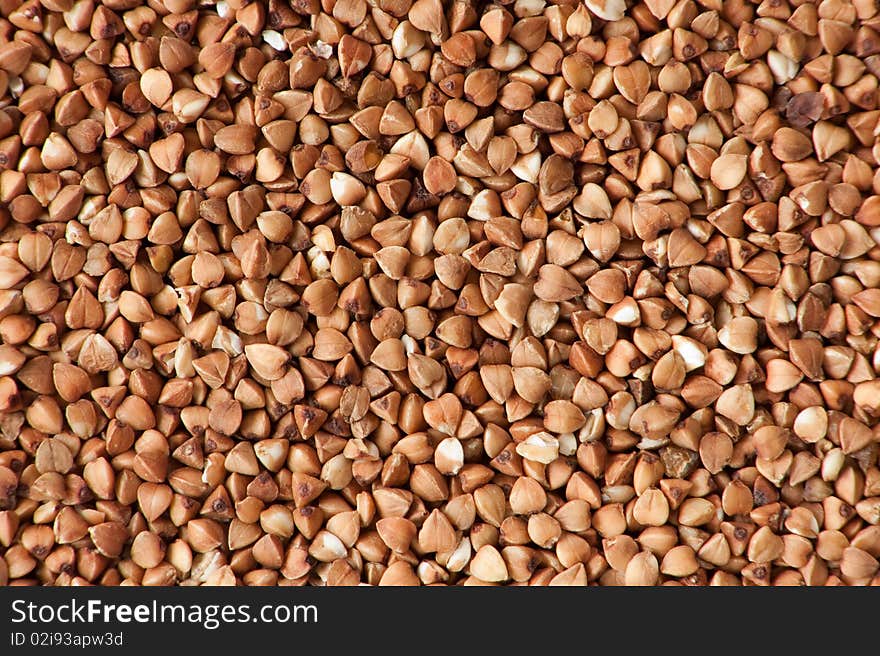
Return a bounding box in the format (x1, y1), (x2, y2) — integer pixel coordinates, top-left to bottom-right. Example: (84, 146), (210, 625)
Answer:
(1, 0), (880, 586)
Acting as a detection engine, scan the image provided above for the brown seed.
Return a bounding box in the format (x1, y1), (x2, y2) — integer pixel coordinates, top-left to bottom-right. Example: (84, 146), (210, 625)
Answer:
(840, 547), (879, 580)
(423, 157), (457, 196)
(534, 265), (582, 301)
(376, 517), (417, 553)
(419, 509), (457, 553)
(543, 400), (585, 433)
(301, 279), (340, 316)
(214, 125), (258, 155)
(661, 545), (699, 577)
(470, 545), (509, 582)
(0, 257), (29, 289)
(88, 522), (127, 558)
(632, 489), (670, 527)
(624, 551), (659, 586)
(244, 344), (290, 381)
